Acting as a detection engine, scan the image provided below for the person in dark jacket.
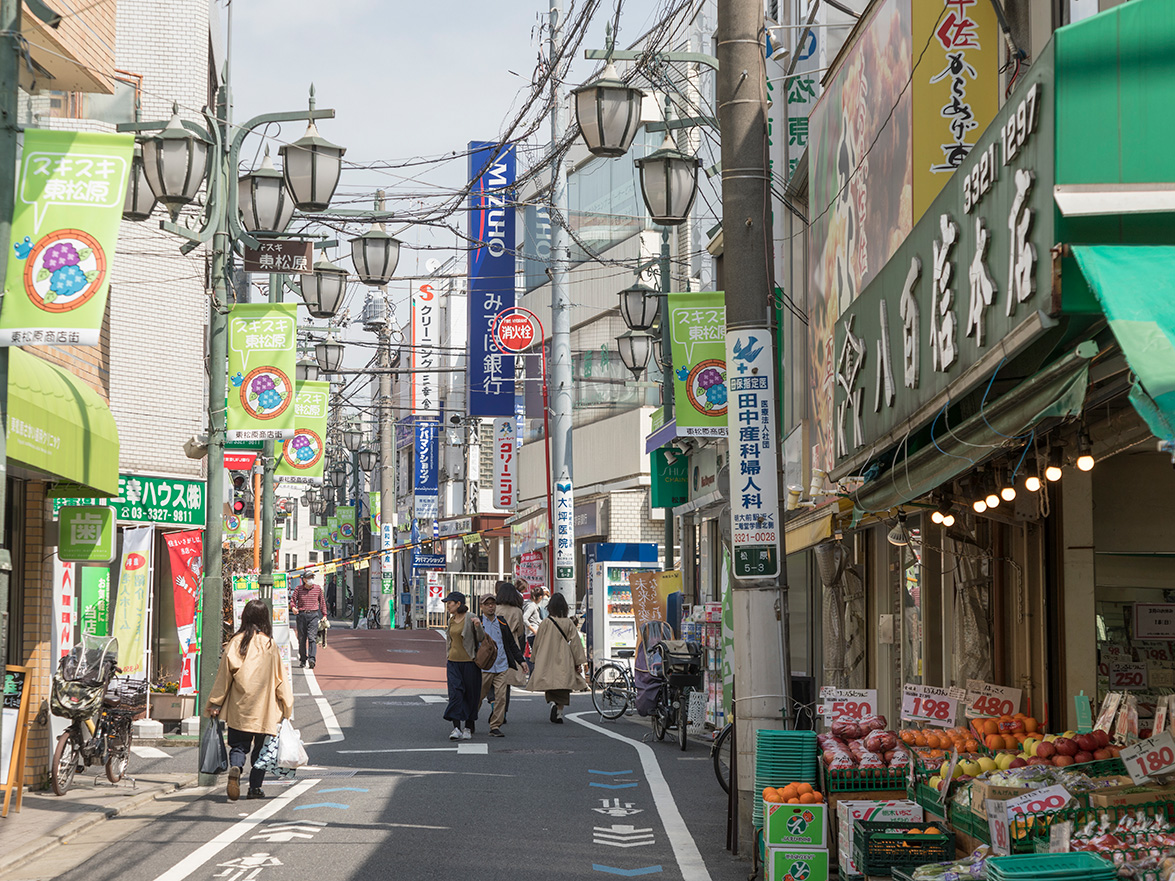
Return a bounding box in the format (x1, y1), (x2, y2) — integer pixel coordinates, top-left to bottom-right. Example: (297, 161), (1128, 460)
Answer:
(476, 594), (527, 737)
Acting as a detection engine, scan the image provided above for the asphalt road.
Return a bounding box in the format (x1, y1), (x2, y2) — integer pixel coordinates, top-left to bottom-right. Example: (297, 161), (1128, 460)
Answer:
(10, 626), (749, 881)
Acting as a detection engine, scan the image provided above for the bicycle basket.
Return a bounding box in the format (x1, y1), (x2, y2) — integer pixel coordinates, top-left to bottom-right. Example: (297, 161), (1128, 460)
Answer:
(51, 675), (105, 720)
(104, 676), (148, 712)
(657, 639), (704, 674)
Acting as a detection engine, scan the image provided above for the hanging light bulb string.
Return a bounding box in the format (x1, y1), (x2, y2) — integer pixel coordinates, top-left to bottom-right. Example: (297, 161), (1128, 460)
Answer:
(1009, 429), (1035, 482)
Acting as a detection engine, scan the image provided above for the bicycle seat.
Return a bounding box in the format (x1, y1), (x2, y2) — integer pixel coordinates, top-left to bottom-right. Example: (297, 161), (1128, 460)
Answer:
(614, 649), (635, 658)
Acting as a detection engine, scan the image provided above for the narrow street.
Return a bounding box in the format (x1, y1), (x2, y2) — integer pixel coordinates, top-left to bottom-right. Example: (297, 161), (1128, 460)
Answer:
(3, 627), (746, 881)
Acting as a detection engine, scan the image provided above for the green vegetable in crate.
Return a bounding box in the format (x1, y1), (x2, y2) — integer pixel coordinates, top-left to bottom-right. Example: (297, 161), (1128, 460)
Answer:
(910, 845), (990, 880)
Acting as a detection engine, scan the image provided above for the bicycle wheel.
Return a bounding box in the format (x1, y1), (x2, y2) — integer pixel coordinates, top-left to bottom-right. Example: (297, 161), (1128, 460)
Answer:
(678, 689), (690, 751)
(651, 690), (667, 741)
(52, 728), (81, 796)
(592, 663), (630, 720)
(712, 723), (733, 793)
(105, 717), (130, 783)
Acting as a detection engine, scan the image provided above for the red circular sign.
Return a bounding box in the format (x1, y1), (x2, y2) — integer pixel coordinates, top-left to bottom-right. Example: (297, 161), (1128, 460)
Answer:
(493, 313), (537, 353)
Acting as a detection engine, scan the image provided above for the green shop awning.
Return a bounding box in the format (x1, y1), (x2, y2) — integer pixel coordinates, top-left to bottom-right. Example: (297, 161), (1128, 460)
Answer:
(1072, 245), (1175, 444)
(8, 348), (119, 496)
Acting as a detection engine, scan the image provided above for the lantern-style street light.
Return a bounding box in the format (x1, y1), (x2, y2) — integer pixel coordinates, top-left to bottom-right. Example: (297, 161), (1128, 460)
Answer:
(618, 282), (660, 332)
(123, 145), (157, 222)
(350, 227), (401, 287)
(572, 61), (646, 158)
(140, 106), (210, 220)
(299, 257), (349, 319)
(635, 134), (702, 227)
(315, 338), (345, 374)
(295, 357), (320, 383)
(280, 117), (346, 212)
(238, 148), (295, 234)
(616, 328), (654, 379)
(344, 425), (364, 452)
(358, 449), (378, 472)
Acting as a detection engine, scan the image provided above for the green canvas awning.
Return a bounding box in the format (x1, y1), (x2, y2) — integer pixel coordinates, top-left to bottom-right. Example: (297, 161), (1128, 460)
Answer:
(8, 348), (119, 496)
(1072, 245), (1175, 444)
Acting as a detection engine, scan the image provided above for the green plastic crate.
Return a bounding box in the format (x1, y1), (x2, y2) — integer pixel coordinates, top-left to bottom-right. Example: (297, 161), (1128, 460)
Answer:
(825, 766), (910, 792)
(852, 820), (954, 876)
(986, 852), (1116, 880)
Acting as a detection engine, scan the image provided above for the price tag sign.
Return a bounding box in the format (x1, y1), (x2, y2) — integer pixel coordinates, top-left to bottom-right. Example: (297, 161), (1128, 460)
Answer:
(1134, 603), (1175, 640)
(1109, 661), (1148, 690)
(937, 748), (959, 807)
(1003, 784), (1074, 819)
(816, 688), (877, 724)
(901, 684), (962, 728)
(1121, 731), (1175, 784)
(1049, 820), (1073, 854)
(1141, 645), (1171, 663)
(986, 799), (1011, 856)
(965, 679), (1024, 718)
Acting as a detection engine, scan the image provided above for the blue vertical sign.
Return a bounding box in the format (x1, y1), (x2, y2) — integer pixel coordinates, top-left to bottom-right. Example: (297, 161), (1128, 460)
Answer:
(467, 141), (517, 417)
(413, 421), (439, 519)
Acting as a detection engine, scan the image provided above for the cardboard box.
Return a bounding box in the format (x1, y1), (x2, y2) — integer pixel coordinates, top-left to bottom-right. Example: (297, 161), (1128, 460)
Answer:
(969, 778), (1032, 807)
(764, 802), (828, 847)
(1089, 782), (1175, 808)
(827, 790), (910, 855)
(765, 846), (830, 881)
(835, 800), (922, 876)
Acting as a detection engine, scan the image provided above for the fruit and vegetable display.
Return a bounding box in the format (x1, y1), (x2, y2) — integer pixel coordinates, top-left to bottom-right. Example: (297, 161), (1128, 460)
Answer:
(762, 782), (824, 805)
(981, 727), (1119, 768)
(1066, 812), (1175, 880)
(907, 846), (990, 880)
(819, 715), (910, 770)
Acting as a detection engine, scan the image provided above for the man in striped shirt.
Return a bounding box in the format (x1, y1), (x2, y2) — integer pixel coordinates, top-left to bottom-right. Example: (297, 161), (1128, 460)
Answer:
(291, 572), (327, 669)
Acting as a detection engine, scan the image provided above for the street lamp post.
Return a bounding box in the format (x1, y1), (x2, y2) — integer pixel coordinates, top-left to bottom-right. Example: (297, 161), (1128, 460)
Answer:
(121, 85), (343, 786)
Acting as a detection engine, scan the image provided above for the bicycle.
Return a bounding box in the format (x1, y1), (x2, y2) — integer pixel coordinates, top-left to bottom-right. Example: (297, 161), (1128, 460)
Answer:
(711, 721), (732, 793)
(648, 638), (705, 751)
(591, 651), (637, 719)
(49, 637), (144, 795)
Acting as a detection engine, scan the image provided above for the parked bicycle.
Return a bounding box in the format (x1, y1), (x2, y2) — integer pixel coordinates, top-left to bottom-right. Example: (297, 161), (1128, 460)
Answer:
(49, 635), (146, 795)
(712, 721), (732, 793)
(647, 635), (705, 750)
(591, 650), (637, 719)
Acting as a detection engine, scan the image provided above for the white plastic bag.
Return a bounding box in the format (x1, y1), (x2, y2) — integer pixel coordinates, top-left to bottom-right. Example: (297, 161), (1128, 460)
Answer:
(277, 718), (308, 768)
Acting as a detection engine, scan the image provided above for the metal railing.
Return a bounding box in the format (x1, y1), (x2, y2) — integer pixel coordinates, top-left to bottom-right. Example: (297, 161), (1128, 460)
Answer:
(416, 571), (504, 628)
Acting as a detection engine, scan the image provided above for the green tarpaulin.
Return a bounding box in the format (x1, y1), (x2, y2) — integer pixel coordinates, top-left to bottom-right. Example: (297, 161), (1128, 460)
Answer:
(1072, 245), (1175, 444)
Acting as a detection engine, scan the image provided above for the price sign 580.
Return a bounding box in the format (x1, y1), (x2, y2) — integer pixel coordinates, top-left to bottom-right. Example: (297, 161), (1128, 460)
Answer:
(817, 688), (877, 724)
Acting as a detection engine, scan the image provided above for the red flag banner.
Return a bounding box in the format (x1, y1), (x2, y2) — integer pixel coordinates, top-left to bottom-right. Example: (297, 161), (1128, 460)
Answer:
(164, 530), (203, 694)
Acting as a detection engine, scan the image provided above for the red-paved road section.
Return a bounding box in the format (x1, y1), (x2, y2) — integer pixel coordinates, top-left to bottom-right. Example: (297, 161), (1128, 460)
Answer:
(308, 624), (448, 691)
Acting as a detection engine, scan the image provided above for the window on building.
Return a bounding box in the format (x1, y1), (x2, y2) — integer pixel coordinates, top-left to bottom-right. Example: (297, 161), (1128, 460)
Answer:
(284, 554), (290, 571)
(292, 554), (297, 570)
(310, 551), (318, 563)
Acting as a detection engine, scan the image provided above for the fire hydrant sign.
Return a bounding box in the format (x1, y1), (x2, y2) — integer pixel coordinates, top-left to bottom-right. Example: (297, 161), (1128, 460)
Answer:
(965, 679), (1023, 718)
(1121, 731), (1175, 784)
(901, 683), (965, 728)
(817, 688), (876, 723)
(725, 327), (780, 581)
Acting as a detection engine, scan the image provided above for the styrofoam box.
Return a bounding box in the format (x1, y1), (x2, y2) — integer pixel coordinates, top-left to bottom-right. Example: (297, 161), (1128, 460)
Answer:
(836, 799), (922, 876)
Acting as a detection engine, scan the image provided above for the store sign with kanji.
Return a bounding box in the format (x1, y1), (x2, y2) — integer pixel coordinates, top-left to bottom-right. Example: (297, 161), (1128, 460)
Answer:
(57, 506), (115, 562)
(53, 474), (206, 528)
(829, 76), (1051, 472)
(242, 239), (312, 273)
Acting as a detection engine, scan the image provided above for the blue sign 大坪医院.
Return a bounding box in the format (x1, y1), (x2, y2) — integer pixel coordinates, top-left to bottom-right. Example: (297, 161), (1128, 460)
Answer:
(467, 141), (517, 418)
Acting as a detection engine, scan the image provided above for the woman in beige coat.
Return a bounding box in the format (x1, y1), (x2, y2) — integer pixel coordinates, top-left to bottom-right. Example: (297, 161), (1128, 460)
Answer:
(527, 592), (587, 723)
(207, 600), (294, 801)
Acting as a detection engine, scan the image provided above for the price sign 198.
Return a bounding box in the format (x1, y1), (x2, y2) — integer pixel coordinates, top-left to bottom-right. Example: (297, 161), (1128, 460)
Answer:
(912, 697), (953, 721)
(901, 686), (958, 728)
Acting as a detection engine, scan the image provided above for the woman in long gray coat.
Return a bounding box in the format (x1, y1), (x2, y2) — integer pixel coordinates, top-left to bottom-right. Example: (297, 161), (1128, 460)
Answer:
(527, 592), (587, 723)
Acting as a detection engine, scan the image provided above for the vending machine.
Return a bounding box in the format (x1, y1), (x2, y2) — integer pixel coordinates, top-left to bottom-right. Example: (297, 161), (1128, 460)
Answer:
(585, 542), (659, 665)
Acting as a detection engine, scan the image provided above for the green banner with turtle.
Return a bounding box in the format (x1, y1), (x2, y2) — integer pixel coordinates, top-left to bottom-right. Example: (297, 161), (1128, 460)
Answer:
(0, 129), (134, 346)
(274, 380), (330, 484)
(226, 303), (297, 441)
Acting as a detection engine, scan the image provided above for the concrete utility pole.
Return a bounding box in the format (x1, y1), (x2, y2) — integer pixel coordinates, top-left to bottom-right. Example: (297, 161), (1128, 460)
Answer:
(378, 323), (394, 627)
(549, 0), (575, 605)
(717, 0), (791, 848)
(0, 0), (20, 759)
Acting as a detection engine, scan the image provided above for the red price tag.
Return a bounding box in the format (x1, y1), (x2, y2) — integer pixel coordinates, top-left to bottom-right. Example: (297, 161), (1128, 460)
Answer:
(986, 799), (1010, 856)
(901, 684), (960, 728)
(966, 679), (1023, 718)
(1004, 785), (1074, 818)
(1109, 661), (1148, 690)
(1121, 732), (1175, 784)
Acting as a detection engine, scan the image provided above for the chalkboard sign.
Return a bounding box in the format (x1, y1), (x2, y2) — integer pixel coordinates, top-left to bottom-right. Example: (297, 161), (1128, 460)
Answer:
(2, 665), (32, 816)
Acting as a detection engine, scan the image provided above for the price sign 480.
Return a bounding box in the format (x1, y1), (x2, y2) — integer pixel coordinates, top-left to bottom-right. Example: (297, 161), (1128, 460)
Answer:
(971, 695), (1015, 717)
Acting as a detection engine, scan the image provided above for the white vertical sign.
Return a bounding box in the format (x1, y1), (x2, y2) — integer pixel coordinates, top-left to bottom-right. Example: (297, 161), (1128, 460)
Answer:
(492, 417), (517, 510)
(412, 283), (439, 415)
(725, 328), (782, 580)
(381, 522), (395, 568)
(554, 467), (575, 584)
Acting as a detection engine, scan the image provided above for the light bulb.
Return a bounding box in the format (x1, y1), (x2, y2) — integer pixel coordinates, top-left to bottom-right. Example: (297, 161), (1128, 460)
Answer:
(1001, 486), (1017, 502)
(986, 493), (1000, 508)
(1045, 465), (1062, 482)
(942, 513), (955, 527)
(931, 511), (945, 524)
(973, 499), (988, 513)
(1076, 454), (1095, 472)
(1025, 475), (1042, 492)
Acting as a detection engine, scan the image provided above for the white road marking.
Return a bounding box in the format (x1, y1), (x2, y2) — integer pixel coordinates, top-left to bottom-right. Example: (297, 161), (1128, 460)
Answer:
(334, 745), (486, 755)
(131, 746), (170, 759)
(147, 778), (319, 881)
(303, 667), (343, 743)
(456, 743), (488, 755)
(419, 695), (446, 704)
(568, 713), (712, 881)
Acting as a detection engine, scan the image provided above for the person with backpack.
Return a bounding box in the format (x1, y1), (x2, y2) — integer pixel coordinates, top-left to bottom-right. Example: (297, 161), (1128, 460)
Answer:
(527, 592), (588, 723)
(442, 591), (484, 741)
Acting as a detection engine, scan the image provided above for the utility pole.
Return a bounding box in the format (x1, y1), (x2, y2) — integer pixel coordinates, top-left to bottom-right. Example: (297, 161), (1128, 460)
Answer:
(0, 0), (20, 759)
(717, 0), (791, 849)
(549, 0), (575, 605)
(659, 228), (674, 571)
(378, 324), (393, 627)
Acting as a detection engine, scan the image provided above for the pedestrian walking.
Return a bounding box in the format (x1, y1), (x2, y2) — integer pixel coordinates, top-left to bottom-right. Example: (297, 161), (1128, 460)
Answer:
(490, 580), (527, 721)
(291, 571), (327, 669)
(527, 592), (588, 723)
(522, 584), (546, 673)
(443, 591), (485, 740)
(476, 594), (527, 737)
(206, 599), (294, 801)
(326, 576), (337, 617)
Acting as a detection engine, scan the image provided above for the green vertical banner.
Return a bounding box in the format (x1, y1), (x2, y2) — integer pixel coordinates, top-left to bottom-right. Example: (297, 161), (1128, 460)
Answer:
(275, 380), (330, 483)
(79, 566), (110, 638)
(369, 491), (381, 533)
(327, 516), (342, 546)
(667, 291), (728, 437)
(337, 505), (356, 540)
(0, 129), (134, 346)
(313, 525), (330, 551)
(226, 303), (297, 441)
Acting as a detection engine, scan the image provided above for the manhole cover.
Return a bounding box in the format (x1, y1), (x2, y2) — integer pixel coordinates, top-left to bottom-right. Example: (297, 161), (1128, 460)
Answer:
(498, 749), (574, 755)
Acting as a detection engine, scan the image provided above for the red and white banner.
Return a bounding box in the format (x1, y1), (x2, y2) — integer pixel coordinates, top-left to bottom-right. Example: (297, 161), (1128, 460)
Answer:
(515, 550), (547, 591)
(492, 417), (517, 510)
(51, 557), (76, 663)
(164, 529), (203, 694)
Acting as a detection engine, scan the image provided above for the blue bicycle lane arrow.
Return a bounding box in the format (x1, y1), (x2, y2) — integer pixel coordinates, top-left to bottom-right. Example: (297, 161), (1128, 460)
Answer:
(293, 803), (350, 810)
(592, 865), (663, 876)
(589, 770), (634, 776)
